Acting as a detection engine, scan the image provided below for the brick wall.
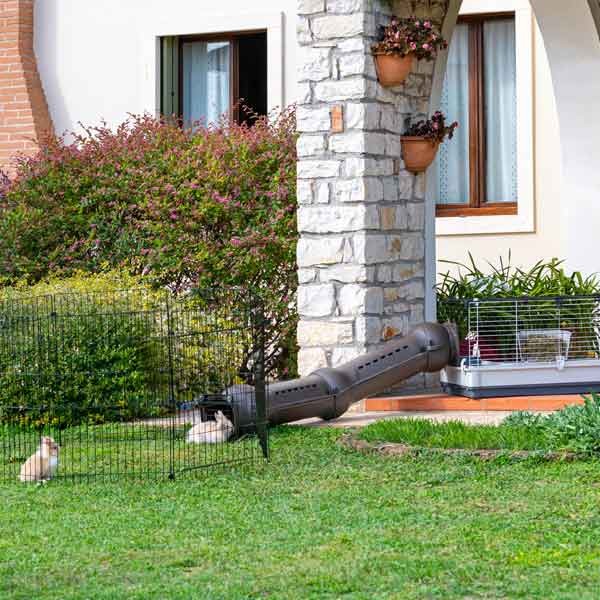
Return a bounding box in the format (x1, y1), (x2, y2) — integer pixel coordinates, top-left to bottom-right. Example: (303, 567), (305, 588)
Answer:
(0, 0), (52, 172)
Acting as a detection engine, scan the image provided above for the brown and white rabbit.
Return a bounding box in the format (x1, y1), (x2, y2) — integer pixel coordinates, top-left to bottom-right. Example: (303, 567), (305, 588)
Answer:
(19, 436), (60, 483)
(186, 411), (234, 444)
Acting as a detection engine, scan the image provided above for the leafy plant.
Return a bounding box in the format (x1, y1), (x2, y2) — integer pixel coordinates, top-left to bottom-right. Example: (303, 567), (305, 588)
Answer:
(0, 109), (298, 379)
(372, 16), (448, 60)
(403, 111), (458, 144)
(504, 393), (600, 454)
(437, 253), (600, 361)
(0, 273), (255, 427)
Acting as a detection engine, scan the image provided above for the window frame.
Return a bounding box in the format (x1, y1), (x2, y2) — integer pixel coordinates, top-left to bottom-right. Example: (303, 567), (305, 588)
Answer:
(435, 11), (518, 218)
(433, 0), (534, 237)
(172, 29), (267, 125)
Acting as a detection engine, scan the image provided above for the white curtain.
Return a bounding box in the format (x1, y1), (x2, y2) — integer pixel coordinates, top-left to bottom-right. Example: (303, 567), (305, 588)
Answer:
(484, 19), (518, 202)
(432, 23), (470, 205)
(182, 41), (230, 127)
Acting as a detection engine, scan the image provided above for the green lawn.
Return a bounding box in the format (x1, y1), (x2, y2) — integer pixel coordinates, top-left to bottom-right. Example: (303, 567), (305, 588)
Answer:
(360, 418), (550, 451)
(2, 425), (600, 599)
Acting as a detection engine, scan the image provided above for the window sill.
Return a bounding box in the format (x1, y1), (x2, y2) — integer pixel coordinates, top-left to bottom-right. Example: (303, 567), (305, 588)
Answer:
(436, 204), (518, 218)
(436, 205), (534, 236)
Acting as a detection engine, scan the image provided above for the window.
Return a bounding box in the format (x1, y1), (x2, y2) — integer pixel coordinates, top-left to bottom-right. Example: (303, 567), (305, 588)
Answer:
(434, 13), (518, 217)
(161, 31), (268, 126)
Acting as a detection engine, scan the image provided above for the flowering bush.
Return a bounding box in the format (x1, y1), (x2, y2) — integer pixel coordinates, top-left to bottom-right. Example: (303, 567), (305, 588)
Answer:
(372, 16), (448, 60)
(403, 111), (458, 144)
(0, 109), (299, 379)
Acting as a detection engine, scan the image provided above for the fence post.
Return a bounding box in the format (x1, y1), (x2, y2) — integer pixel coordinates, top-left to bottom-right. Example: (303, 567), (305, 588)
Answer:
(165, 292), (177, 480)
(252, 297), (269, 460)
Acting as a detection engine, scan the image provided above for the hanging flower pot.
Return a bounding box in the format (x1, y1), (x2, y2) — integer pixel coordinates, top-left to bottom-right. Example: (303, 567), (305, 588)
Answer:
(400, 137), (440, 173)
(401, 112), (459, 174)
(371, 16), (448, 88)
(373, 53), (414, 87)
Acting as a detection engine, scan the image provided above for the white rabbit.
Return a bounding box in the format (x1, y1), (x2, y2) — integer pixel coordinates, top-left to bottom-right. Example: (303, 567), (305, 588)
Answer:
(186, 410), (234, 444)
(19, 436), (60, 482)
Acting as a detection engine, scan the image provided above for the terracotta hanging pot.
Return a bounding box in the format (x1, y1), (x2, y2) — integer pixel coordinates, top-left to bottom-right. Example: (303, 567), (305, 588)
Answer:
(373, 53), (414, 87)
(400, 136), (440, 174)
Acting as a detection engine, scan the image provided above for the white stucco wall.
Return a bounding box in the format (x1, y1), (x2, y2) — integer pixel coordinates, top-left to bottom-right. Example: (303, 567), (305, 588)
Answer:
(436, 19), (563, 274)
(34, 0), (298, 135)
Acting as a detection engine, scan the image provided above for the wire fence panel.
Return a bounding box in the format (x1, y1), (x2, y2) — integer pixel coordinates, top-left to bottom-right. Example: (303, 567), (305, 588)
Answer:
(439, 295), (600, 367)
(0, 288), (268, 483)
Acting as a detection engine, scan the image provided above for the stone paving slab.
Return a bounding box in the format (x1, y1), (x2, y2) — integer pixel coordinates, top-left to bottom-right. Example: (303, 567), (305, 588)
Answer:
(291, 410), (551, 429)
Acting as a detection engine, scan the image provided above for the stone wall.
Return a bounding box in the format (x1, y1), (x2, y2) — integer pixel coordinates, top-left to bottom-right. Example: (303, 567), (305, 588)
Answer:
(0, 0), (53, 172)
(296, 0), (450, 393)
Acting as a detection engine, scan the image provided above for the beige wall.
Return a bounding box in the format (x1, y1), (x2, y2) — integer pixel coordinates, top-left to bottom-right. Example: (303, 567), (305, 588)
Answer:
(435, 20), (562, 277)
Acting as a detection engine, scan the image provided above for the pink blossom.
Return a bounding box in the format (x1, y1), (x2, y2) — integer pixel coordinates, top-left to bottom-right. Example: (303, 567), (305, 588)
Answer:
(422, 43), (430, 50)
(410, 42), (417, 50)
(230, 237), (242, 247)
(424, 21), (432, 28)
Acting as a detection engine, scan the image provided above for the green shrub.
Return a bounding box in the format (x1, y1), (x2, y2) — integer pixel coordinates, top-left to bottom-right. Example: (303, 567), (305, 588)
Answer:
(437, 253), (600, 358)
(0, 272), (256, 428)
(505, 394), (600, 454)
(0, 272), (168, 427)
(0, 110), (298, 379)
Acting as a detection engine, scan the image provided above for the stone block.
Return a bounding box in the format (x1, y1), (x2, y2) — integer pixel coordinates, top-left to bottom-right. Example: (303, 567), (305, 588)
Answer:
(297, 180), (313, 204)
(344, 157), (394, 176)
(297, 134), (327, 157)
(297, 236), (346, 267)
(331, 346), (362, 367)
(298, 205), (379, 232)
(298, 347), (329, 375)
(355, 316), (382, 343)
(299, 0), (326, 14)
(344, 102), (379, 130)
(298, 284), (336, 317)
(338, 285), (384, 316)
(335, 177), (383, 203)
(353, 232), (388, 264)
(297, 159), (341, 179)
(298, 46), (332, 82)
(326, 0), (364, 13)
(320, 264), (371, 283)
(297, 105), (332, 132)
(315, 78), (365, 102)
(311, 13), (365, 39)
(298, 320), (354, 346)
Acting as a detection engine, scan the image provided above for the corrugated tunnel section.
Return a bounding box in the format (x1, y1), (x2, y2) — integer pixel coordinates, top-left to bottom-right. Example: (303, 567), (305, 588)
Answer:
(225, 322), (458, 430)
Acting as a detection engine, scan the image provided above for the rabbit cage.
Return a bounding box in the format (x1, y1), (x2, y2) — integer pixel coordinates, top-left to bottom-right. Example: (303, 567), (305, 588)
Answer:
(439, 295), (600, 398)
(0, 288), (268, 482)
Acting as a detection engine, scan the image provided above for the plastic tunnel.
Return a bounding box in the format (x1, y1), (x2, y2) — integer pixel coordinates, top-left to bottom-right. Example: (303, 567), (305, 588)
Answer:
(225, 322), (458, 430)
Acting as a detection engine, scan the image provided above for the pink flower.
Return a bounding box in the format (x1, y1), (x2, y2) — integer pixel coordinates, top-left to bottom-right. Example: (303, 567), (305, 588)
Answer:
(415, 20), (420, 27)
(410, 42), (417, 50)
(424, 21), (432, 28)
(230, 237), (242, 247)
(422, 43), (430, 50)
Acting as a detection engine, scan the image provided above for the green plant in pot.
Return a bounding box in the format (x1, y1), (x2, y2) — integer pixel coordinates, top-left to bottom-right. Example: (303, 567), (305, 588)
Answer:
(401, 112), (458, 174)
(372, 16), (448, 87)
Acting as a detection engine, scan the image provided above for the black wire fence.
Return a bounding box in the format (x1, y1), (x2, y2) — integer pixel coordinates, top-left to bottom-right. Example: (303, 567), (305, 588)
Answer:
(0, 288), (268, 482)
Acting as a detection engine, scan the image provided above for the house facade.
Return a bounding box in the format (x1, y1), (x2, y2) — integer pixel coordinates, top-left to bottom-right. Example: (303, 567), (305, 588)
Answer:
(2, 0), (600, 379)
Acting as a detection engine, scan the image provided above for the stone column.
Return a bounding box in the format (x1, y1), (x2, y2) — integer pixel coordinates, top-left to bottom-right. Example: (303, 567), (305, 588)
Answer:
(296, 0), (450, 391)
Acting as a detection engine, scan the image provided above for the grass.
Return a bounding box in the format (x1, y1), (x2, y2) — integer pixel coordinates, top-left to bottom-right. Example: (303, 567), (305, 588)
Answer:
(3, 425), (600, 599)
(0, 423), (262, 482)
(360, 418), (551, 451)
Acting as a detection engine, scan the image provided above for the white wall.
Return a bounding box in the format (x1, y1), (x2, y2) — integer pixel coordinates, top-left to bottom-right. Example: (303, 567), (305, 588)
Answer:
(34, 0), (298, 135)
